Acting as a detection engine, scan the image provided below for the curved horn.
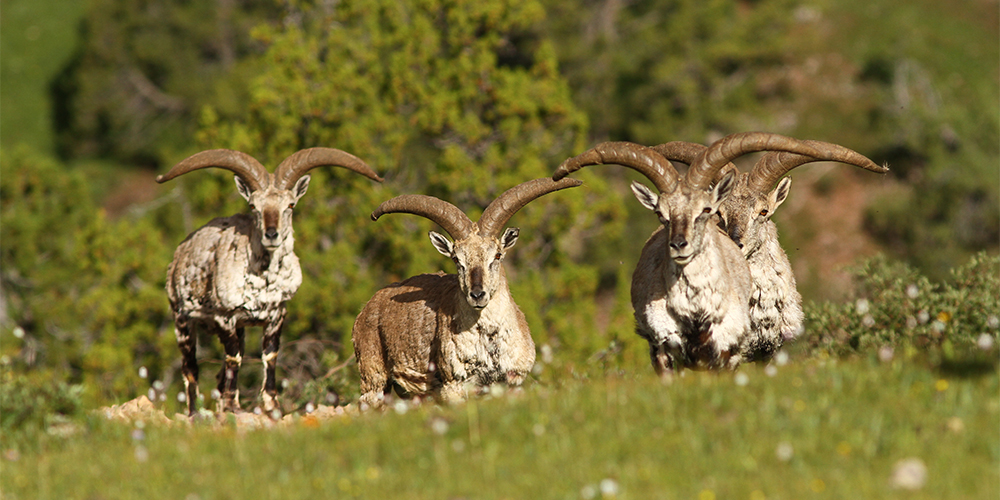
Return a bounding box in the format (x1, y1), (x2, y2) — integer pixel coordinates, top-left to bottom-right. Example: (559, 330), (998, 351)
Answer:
(371, 194), (476, 241)
(686, 132), (824, 190)
(274, 147), (383, 190)
(553, 141), (678, 193)
(477, 177), (583, 237)
(650, 141), (707, 165)
(746, 140), (888, 192)
(650, 141), (739, 183)
(156, 149), (269, 191)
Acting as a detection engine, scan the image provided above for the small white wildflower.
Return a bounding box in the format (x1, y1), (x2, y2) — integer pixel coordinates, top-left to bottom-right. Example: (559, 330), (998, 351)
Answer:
(580, 484), (598, 500)
(977, 333), (995, 351)
(305, 402), (315, 413)
(931, 320), (946, 333)
(917, 310), (930, 324)
(134, 419), (145, 429)
(776, 442), (794, 462)
(281, 379), (290, 389)
(325, 391), (339, 406)
(541, 344), (554, 364)
(148, 388), (157, 401)
(131, 428), (145, 441)
(177, 391), (187, 403)
(489, 384), (505, 398)
(878, 346), (894, 363)
(138, 366), (148, 379)
(906, 284), (919, 299)
(254, 406), (263, 415)
(134, 445), (149, 463)
(270, 409), (281, 420)
(159, 393), (166, 402)
(430, 417), (449, 436)
(764, 365), (777, 377)
(989, 315), (1000, 329)
(532, 362), (544, 376)
(906, 316), (918, 329)
(855, 299), (870, 315)
(600, 478), (620, 497)
(533, 423), (546, 436)
(12, 327), (25, 339)
(393, 400), (409, 415)
(890, 457), (927, 490)
(734, 372), (749, 387)
(152, 380), (164, 391)
(211, 389), (222, 401)
(774, 351), (790, 367)
(862, 314), (876, 328)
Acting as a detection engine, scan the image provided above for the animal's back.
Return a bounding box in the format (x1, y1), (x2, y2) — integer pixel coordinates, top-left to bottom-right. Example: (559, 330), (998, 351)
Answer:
(166, 214), (253, 319)
(353, 272), (459, 397)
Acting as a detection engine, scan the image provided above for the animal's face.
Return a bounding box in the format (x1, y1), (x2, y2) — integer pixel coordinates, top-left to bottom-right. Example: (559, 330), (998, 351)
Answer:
(430, 228), (519, 309)
(717, 176), (790, 257)
(631, 171), (736, 266)
(237, 175), (311, 250)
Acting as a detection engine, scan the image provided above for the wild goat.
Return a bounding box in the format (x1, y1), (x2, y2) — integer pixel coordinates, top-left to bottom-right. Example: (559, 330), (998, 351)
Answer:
(352, 177), (581, 407)
(709, 141), (887, 359)
(158, 148), (382, 416)
(553, 133), (823, 374)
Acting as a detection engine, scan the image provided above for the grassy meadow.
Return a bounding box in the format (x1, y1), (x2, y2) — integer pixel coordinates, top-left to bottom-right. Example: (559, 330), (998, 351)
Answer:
(3, 352), (997, 499)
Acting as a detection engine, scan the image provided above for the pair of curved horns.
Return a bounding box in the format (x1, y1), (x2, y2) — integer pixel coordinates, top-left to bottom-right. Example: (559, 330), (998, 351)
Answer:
(156, 148), (383, 191)
(554, 132), (868, 193)
(371, 177), (582, 240)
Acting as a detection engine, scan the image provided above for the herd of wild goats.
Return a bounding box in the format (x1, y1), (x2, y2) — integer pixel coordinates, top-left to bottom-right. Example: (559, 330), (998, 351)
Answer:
(156, 132), (887, 416)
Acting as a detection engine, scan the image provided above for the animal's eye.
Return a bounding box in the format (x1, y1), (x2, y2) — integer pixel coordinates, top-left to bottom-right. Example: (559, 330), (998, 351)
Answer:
(288, 203), (295, 209)
(759, 209), (769, 217)
(702, 207), (712, 214)
(249, 204), (256, 211)
(494, 253), (502, 261)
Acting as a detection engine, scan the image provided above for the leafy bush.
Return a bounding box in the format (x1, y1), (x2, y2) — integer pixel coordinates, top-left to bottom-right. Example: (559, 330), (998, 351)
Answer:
(802, 252), (999, 361)
(0, 362), (84, 450)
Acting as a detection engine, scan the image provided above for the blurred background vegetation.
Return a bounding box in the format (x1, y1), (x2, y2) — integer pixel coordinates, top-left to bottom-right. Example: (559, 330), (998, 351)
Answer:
(1, 0), (997, 411)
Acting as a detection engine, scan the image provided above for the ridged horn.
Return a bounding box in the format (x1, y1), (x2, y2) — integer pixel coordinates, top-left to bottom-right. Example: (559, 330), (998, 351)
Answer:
(371, 194), (476, 241)
(746, 140), (888, 192)
(686, 132), (824, 190)
(477, 177), (583, 237)
(156, 149), (269, 191)
(553, 141), (678, 193)
(273, 147), (383, 190)
(650, 141), (739, 182)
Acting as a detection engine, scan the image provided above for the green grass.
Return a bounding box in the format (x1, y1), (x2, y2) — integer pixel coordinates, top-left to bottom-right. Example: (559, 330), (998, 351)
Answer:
(0, 0), (85, 152)
(3, 355), (996, 499)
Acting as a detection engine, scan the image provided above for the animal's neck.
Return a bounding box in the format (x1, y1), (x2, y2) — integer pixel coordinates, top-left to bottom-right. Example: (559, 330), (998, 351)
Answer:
(249, 231), (295, 275)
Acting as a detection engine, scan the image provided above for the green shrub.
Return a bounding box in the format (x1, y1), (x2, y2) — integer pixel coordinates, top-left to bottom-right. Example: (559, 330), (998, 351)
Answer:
(802, 252), (999, 362)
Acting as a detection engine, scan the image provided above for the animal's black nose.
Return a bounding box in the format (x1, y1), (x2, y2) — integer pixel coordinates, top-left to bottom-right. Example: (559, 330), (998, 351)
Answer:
(470, 290), (486, 301)
(669, 239), (688, 250)
(265, 228), (279, 239)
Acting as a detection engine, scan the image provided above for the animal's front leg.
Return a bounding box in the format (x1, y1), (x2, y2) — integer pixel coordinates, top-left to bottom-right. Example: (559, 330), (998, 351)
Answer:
(260, 311), (285, 416)
(174, 317), (200, 416)
(216, 326), (245, 413)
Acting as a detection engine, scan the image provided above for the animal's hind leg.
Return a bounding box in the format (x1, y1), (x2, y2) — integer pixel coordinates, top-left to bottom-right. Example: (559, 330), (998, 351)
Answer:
(260, 313), (284, 415)
(175, 317), (199, 416)
(215, 325), (245, 413)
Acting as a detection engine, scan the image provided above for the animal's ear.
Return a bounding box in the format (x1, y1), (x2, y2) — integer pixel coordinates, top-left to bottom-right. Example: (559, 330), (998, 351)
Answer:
(711, 170), (736, 205)
(501, 227), (520, 250)
(293, 175), (311, 202)
(630, 181), (659, 211)
(429, 231), (454, 257)
(770, 177), (791, 211)
(235, 176), (253, 202)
